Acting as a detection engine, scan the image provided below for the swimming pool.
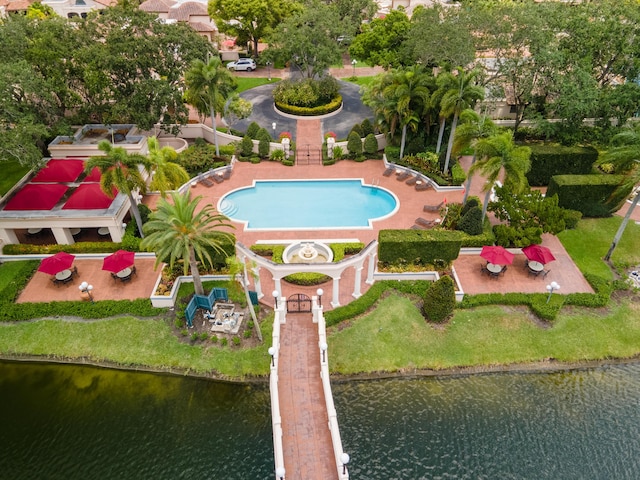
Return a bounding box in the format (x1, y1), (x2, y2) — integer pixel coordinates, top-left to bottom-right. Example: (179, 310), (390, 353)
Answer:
(218, 179), (398, 230)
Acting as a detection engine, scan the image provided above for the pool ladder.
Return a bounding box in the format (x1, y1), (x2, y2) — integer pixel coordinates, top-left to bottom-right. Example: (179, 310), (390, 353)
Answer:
(371, 178), (380, 186)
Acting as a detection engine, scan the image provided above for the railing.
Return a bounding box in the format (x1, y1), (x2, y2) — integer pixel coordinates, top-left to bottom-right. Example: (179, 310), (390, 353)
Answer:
(269, 296), (285, 480)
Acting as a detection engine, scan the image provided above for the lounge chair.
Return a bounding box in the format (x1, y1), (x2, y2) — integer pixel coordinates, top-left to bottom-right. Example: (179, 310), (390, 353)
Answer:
(406, 176), (418, 186)
(423, 201), (445, 212)
(200, 175), (214, 187)
(415, 217), (436, 228)
(415, 181), (432, 191)
(223, 168), (232, 180)
(396, 170), (411, 181)
(213, 172), (224, 183)
(383, 166), (395, 177)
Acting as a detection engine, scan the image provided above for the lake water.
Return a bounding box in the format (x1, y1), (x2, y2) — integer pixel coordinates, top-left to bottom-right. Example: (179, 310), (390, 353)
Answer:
(1, 361), (639, 479)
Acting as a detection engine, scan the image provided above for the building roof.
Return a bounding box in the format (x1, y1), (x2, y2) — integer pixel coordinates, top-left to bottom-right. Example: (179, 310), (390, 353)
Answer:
(167, 1), (207, 21)
(189, 21), (215, 32)
(139, 0), (176, 13)
(4, 0), (36, 11)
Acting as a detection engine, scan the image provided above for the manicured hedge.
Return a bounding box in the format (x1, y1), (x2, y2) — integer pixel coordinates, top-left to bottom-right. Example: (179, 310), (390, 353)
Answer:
(378, 229), (463, 266)
(275, 95), (342, 116)
(526, 144), (599, 186)
(546, 174), (627, 217)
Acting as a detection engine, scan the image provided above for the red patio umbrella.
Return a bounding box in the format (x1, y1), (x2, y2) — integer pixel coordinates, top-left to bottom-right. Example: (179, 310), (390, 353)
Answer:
(38, 252), (75, 275)
(480, 245), (515, 265)
(522, 244), (556, 265)
(102, 250), (135, 273)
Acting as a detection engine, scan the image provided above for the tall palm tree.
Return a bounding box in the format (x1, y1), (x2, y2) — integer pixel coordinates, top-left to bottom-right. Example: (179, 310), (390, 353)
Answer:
(439, 67), (484, 174)
(146, 136), (190, 197)
(184, 57), (236, 157)
(226, 256), (262, 342)
(85, 140), (150, 238)
(452, 109), (497, 203)
(141, 191), (234, 296)
(601, 126), (640, 261)
(470, 130), (531, 221)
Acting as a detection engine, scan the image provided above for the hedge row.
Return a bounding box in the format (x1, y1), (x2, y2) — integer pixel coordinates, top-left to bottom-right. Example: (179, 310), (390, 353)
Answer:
(547, 174), (627, 217)
(378, 229), (463, 266)
(275, 95), (342, 116)
(526, 144), (599, 186)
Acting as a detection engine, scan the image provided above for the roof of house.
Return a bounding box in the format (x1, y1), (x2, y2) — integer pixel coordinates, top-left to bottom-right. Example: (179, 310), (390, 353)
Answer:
(167, 1), (207, 21)
(189, 21), (215, 32)
(139, 0), (176, 13)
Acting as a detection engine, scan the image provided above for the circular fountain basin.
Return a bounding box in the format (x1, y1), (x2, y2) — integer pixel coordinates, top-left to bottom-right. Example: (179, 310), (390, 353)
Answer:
(283, 241), (334, 264)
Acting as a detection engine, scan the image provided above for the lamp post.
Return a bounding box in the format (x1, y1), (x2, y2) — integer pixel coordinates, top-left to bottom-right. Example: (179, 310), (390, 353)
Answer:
(341, 452), (350, 475)
(272, 122), (277, 136)
(272, 290), (279, 310)
(320, 342), (327, 363)
(266, 61), (271, 81)
(268, 346), (276, 367)
(276, 467), (285, 480)
(546, 281), (560, 304)
(351, 59), (357, 76)
(79, 281), (94, 303)
(316, 288), (323, 308)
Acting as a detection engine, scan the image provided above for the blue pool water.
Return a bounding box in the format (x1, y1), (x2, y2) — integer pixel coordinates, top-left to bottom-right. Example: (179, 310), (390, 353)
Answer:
(218, 179), (398, 229)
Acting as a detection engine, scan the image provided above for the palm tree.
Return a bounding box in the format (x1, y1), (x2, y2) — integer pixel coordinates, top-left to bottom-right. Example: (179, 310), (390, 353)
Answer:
(85, 140), (150, 238)
(470, 131), (531, 221)
(452, 109), (497, 203)
(601, 125), (640, 261)
(439, 67), (484, 174)
(184, 57), (236, 157)
(146, 136), (190, 197)
(226, 256), (262, 342)
(141, 191), (234, 296)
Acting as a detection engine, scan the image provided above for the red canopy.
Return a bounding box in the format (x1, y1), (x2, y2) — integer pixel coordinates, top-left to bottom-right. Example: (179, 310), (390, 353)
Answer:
(3, 184), (68, 211)
(480, 245), (515, 265)
(62, 184), (116, 210)
(31, 159), (85, 183)
(522, 245), (556, 264)
(38, 252), (75, 275)
(102, 250), (135, 273)
(83, 166), (102, 182)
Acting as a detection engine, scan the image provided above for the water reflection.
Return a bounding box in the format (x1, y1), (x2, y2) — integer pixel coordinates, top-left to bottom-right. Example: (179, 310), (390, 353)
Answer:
(1, 361), (639, 479)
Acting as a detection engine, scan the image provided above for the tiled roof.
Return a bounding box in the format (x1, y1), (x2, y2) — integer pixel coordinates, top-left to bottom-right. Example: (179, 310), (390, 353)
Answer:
(5, 0), (35, 11)
(93, 0), (117, 6)
(139, 0), (176, 13)
(189, 21), (215, 32)
(168, 1), (207, 21)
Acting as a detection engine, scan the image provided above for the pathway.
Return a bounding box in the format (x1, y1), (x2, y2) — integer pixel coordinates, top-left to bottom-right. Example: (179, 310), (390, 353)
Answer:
(278, 312), (338, 480)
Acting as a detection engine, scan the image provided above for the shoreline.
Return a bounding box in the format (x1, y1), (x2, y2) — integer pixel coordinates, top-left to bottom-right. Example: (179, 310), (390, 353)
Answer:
(2, 352), (639, 384)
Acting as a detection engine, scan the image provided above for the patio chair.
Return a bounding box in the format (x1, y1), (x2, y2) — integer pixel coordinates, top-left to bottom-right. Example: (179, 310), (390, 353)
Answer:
(110, 272), (118, 282)
(213, 173), (224, 183)
(200, 175), (214, 187)
(396, 170), (411, 181)
(71, 266), (79, 277)
(423, 201), (444, 212)
(406, 176), (418, 186)
(415, 217), (436, 228)
(480, 263), (489, 276)
(415, 182), (432, 192)
(131, 265), (137, 276)
(383, 166), (395, 177)
(223, 168), (232, 180)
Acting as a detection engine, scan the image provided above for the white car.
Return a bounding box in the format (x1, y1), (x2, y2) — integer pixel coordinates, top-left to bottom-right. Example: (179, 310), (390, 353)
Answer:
(226, 58), (257, 72)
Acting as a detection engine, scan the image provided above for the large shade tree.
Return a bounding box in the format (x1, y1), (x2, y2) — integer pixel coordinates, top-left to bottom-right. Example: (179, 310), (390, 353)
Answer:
(146, 136), (189, 196)
(469, 130), (531, 221)
(141, 191), (234, 296)
(600, 125), (640, 261)
(85, 140), (150, 238)
(184, 57), (236, 157)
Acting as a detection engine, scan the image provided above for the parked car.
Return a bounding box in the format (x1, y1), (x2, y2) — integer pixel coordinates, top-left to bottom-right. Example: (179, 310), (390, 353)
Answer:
(226, 58), (257, 72)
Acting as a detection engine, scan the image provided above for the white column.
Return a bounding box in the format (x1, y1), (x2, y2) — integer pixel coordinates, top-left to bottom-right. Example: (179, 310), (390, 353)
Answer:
(331, 276), (341, 308)
(0, 229), (19, 245)
(51, 227), (75, 245)
(352, 265), (363, 299)
(274, 277), (283, 296)
(108, 226), (124, 243)
(366, 251), (377, 284)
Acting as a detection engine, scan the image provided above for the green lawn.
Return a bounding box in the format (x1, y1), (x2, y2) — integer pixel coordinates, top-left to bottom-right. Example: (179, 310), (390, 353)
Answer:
(343, 76), (377, 87)
(0, 160), (31, 196)
(235, 77), (278, 93)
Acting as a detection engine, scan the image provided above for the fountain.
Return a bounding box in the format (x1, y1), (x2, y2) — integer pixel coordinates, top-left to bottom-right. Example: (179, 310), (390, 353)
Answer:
(283, 241), (333, 264)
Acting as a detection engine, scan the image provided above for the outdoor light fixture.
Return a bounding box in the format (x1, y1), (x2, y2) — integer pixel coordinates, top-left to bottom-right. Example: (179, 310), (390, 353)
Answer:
(341, 452), (350, 475)
(351, 59), (357, 75)
(320, 342), (328, 363)
(268, 346), (276, 367)
(266, 61), (272, 81)
(79, 281), (94, 303)
(272, 122), (277, 132)
(316, 288), (323, 307)
(546, 281), (560, 304)
(272, 290), (279, 309)
(276, 467), (285, 480)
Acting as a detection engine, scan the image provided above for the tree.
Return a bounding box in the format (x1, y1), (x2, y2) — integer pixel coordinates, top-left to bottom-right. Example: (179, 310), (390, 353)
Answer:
(438, 68), (484, 174)
(470, 131), (531, 221)
(85, 140), (150, 238)
(226, 256), (262, 341)
(184, 57), (237, 157)
(268, 0), (344, 79)
(146, 136), (190, 197)
(601, 126), (640, 261)
(209, 0), (297, 57)
(223, 94), (253, 134)
(422, 275), (455, 324)
(452, 109), (497, 203)
(141, 191), (234, 296)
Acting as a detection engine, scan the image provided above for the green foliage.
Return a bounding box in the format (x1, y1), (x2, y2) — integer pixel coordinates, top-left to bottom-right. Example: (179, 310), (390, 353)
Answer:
(457, 206), (483, 235)
(361, 118), (374, 136)
(364, 133), (379, 155)
(346, 131), (363, 158)
(350, 123), (364, 137)
(240, 135), (254, 157)
(270, 148), (285, 162)
(275, 95), (342, 116)
(177, 139), (231, 177)
(232, 336), (241, 346)
(451, 162), (467, 185)
(246, 121), (261, 139)
(461, 196), (480, 216)
(422, 275), (455, 323)
(492, 224), (543, 248)
(243, 329), (252, 339)
(257, 128), (271, 158)
(272, 77), (339, 108)
(526, 144), (599, 186)
(547, 174), (628, 217)
(332, 145), (344, 160)
(378, 229), (462, 267)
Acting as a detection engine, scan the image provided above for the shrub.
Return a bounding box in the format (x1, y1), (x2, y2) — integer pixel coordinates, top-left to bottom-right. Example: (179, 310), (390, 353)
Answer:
(546, 174), (628, 217)
(270, 148), (285, 162)
(232, 336), (241, 346)
(347, 131), (362, 158)
(220, 337), (228, 347)
(243, 329), (252, 339)
(332, 145), (344, 160)
(451, 163), (466, 185)
(422, 275), (455, 323)
(240, 135), (254, 157)
(361, 118), (374, 136)
(526, 144), (599, 186)
(384, 145), (400, 162)
(257, 128), (271, 158)
(210, 335), (219, 343)
(350, 123), (364, 137)
(461, 197), (480, 216)
(364, 133), (378, 155)
(493, 224), (542, 247)
(177, 140), (230, 176)
(457, 206), (484, 235)
(246, 121), (260, 139)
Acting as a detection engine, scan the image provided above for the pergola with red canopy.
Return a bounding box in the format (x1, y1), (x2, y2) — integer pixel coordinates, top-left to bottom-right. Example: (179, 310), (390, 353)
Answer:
(3, 184), (69, 211)
(31, 159), (85, 183)
(62, 184), (116, 210)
